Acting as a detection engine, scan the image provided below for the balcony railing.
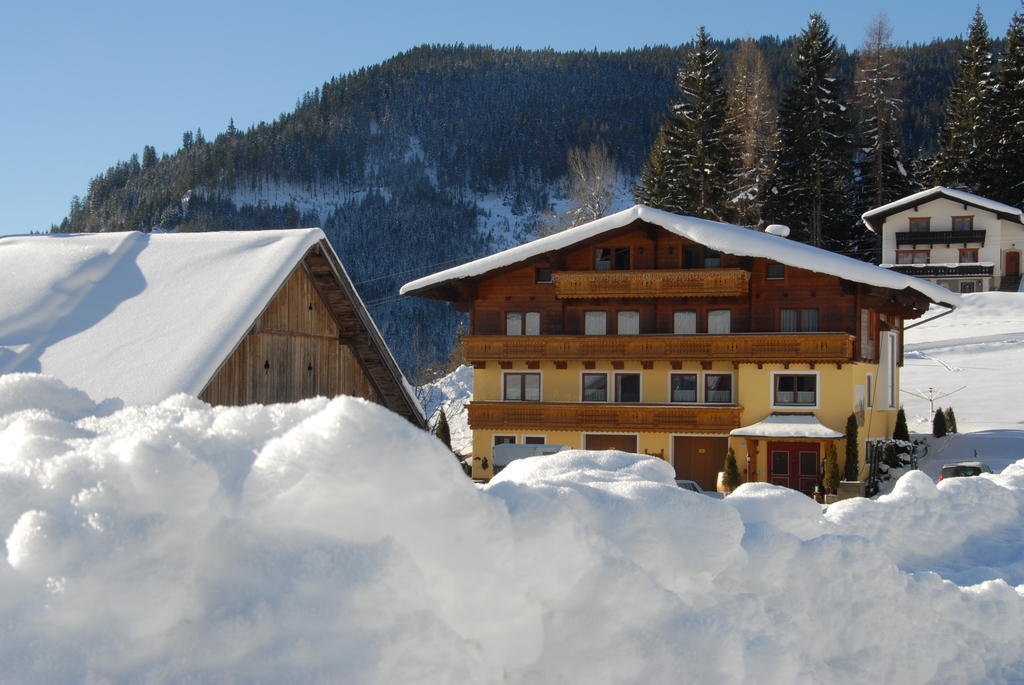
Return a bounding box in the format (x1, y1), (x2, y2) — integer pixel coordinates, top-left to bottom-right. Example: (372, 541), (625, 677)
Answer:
(552, 269), (749, 299)
(894, 230), (986, 246)
(885, 263), (994, 277)
(463, 333), (855, 363)
(468, 401), (743, 433)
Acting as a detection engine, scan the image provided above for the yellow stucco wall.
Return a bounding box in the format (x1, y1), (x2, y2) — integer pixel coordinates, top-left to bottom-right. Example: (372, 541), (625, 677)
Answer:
(470, 359), (896, 481)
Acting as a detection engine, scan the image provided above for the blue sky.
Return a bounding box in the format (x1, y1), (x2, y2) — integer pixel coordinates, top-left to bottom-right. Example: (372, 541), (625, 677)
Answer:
(1, 0), (1021, 236)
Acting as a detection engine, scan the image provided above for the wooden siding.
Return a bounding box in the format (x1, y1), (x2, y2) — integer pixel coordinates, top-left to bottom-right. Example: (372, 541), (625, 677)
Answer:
(468, 400), (742, 433)
(464, 332), (855, 363)
(200, 266), (381, 407)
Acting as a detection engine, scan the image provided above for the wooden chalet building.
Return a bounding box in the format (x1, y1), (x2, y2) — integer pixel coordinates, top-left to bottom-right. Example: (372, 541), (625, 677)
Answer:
(864, 186), (1024, 294)
(0, 229), (423, 425)
(402, 206), (959, 491)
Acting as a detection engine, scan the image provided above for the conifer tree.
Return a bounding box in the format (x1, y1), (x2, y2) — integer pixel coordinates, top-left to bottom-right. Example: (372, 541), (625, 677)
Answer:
(823, 443), (840, 494)
(726, 38), (778, 227)
(844, 413), (860, 481)
(894, 407), (910, 442)
(433, 407), (452, 450)
(762, 13), (854, 249)
(722, 447), (743, 492)
(854, 14), (914, 218)
(636, 27), (733, 220)
(985, 9), (1024, 205)
(933, 408), (948, 437)
(944, 407), (959, 434)
(634, 128), (672, 208)
(930, 8), (996, 191)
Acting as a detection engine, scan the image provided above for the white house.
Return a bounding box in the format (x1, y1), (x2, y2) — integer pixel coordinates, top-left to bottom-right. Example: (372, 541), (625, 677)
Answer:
(863, 186), (1024, 293)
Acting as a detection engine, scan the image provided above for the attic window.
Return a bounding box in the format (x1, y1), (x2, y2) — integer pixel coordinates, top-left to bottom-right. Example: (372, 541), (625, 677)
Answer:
(766, 263), (785, 280)
(595, 247), (630, 270)
(535, 267), (553, 283)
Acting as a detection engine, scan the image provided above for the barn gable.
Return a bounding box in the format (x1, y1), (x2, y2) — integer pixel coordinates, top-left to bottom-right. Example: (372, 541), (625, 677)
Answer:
(0, 229), (422, 425)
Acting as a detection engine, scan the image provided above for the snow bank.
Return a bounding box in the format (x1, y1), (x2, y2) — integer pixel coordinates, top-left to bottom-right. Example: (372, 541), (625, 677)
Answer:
(3, 374), (1024, 683)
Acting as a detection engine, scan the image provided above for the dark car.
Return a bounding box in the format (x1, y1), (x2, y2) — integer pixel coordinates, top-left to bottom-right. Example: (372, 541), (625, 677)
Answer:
(938, 461), (993, 481)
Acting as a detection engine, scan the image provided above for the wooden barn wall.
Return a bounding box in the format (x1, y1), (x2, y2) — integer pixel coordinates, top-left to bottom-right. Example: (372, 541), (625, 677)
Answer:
(200, 267), (381, 406)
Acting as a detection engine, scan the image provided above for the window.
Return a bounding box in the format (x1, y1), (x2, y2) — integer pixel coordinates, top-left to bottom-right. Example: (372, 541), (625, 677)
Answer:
(705, 374), (732, 403)
(504, 373), (541, 401)
(707, 309), (731, 334)
(896, 250), (929, 265)
(959, 248), (979, 263)
(494, 435), (516, 446)
(866, 373), (873, 408)
(535, 268), (553, 283)
(670, 373), (697, 402)
(704, 249), (722, 268)
(771, 451), (788, 474)
(780, 309), (819, 332)
(673, 310), (697, 334)
(683, 245), (702, 268)
(507, 312), (540, 335)
(614, 373), (641, 402)
(880, 331), (897, 408)
(775, 374), (817, 406)
(582, 373), (608, 402)
(523, 436), (546, 445)
(766, 263), (785, 280)
(961, 281), (977, 293)
(799, 451), (818, 476)
(506, 312), (522, 335)
(908, 217), (930, 232)
(525, 312), (540, 335)
(595, 247), (629, 270)
(584, 311), (607, 335)
(617, 310), (640, 335)
(952, 216), (974, 231)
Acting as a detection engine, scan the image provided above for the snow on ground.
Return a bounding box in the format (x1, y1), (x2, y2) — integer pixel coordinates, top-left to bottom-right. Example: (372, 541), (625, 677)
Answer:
(4, 372), (1024, 683)
(902, 292), (1024, 433)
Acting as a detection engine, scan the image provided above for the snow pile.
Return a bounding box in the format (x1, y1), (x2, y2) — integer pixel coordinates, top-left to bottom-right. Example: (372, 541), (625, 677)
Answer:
(4, 373), (1024, 683)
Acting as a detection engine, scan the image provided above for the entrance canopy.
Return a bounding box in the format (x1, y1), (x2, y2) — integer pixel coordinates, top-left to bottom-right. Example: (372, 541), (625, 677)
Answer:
(730, 413), (843, 440)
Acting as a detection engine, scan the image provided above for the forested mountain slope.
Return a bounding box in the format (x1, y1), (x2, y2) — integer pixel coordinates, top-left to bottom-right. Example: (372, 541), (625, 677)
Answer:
(54, 41), (962, 372)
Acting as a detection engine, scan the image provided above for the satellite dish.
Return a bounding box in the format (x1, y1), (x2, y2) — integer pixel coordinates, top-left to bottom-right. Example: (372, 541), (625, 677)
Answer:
(765, 224), (790, 238)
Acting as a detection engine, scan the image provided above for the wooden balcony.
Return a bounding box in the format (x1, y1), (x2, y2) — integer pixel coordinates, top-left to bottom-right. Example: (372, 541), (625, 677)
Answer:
(894, 229), (986, 247)
(464, 333), (855, 363)
(468, 401), (743, 433)
(552, 269), (749, 299)
(885, 263), (994, 278)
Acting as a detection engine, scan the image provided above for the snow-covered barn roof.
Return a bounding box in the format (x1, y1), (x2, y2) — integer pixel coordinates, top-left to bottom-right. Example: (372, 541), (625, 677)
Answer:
(401, 205), (961, 308)
(861, 186), (1024, 232)
(0, 229), (422, 421)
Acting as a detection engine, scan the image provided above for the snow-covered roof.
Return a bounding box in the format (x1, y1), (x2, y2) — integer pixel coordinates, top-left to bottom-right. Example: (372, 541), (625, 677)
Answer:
(730, 413), (844, 440)
(401, 205), (961, 308)
(0, 229), (421, 417)
(861, 186), (1024, 231)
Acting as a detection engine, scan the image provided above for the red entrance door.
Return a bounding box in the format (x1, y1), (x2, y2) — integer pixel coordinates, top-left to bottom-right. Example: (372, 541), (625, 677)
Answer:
(767, 442), (820, 495)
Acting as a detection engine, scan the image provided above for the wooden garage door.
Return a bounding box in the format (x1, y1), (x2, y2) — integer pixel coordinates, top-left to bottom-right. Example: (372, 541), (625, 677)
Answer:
(672, 436), (729, 491)
(584, 434), (639, 452)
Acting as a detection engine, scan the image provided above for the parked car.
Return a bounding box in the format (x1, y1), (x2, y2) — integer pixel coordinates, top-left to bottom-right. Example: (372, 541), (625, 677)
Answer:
(675, 480), (725, 499)
(937, 461), (993, 481)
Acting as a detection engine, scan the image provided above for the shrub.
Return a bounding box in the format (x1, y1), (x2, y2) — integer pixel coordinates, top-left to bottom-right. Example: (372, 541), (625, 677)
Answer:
(844, 413), (860, 481)
(944, 407), (958, 434)
(722, 447), (743, 492)
(893, 407), (910, 442)
(823, 443), (840, 494)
